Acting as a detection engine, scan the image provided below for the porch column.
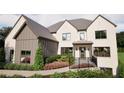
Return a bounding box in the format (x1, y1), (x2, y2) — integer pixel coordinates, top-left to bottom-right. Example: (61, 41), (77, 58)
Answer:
(86, 47), (90, 58)
(74, 46), (80, 63)
(86, 47), (90, 64)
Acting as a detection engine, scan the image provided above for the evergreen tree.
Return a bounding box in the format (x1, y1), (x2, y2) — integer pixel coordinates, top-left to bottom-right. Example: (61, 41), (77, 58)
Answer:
(33, 46), (44, 70)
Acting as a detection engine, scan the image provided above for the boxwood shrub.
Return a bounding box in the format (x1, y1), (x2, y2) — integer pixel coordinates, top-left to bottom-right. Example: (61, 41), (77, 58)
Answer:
(50, 70), (113, 78)
(45, 55), (61, 64)
(45, 54), (74, 65)
(0, 62), (5, 69)
(4, 63), (34, 70)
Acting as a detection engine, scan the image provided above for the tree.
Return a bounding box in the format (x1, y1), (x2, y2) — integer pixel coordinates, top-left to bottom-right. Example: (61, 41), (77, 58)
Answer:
(116, 32), (124, 48)
(0, 27), (12, 48)
(33, 46), (44, 70)
(0, 48), (5, 62)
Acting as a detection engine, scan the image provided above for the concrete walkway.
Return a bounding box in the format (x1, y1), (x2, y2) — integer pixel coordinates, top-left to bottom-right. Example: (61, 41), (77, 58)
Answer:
(0, 67), (99, 77)
(0, 67), (70, 77)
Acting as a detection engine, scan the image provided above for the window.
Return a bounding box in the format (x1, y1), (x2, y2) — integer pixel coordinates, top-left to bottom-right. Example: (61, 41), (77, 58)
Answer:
(93, 47), (110, 57)
(61, 47), (73, 54)
(10, 50), (14, 62)
(80, 32), (85, 40)
(62, 33), (71, 41)
(21, 50), (31, 64)
(95, 30), (107, 39)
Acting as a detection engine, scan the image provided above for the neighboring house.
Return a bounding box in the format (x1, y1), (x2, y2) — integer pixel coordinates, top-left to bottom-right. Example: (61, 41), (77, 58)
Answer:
(5, 15), (118, 75)
(48, 15), (118, 75)
(5, 15), (58, 64)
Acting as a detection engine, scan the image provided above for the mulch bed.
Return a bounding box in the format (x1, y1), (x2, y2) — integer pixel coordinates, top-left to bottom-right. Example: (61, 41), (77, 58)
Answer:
(70, 63), (94, 69)
(44, 61), (69, 70)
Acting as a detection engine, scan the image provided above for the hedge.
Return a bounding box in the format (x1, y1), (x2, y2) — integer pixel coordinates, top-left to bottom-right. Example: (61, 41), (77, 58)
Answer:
(45, 55), (61, 64)
(3, 63), (34, 70)
(45, 54), (74, 65)
(50, 70), (113, 78)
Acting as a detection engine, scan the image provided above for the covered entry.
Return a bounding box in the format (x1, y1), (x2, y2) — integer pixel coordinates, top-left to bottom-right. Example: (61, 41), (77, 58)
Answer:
(73, 40), (93, 64)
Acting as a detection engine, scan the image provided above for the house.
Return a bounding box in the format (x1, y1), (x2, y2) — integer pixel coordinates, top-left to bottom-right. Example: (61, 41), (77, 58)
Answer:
(48, 15), (118, 75)
(5, 15), (58, 64)
(5, 15), (118, 75)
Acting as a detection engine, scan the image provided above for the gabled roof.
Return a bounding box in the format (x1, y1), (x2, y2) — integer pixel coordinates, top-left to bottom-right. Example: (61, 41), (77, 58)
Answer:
(48, 18), (92, 33)
(48, 15), (117, 33)
(88, 15), (117, 28)
(12, 15), (58, 42)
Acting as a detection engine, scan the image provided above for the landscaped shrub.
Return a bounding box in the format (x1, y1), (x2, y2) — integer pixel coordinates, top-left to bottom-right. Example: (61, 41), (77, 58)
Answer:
(33, 46), (44, 70)
(19, 64), (33, 70)
(0, 62), (5, 69)
(70, 63), (94, 69)
(68, 54), (75, 65)
(45, 55), (61, 64)
(50, 72), (65, 78)
(77, 70), (112, 78)
(4, 63), (15, 70)
(57, 55), (68, 62)
(0, 74), (25, 78)
(50, 70), (113, 78)
(45, 54), (74, 65)
(44, 61), (69, 70)
(4, 63), (33, 70)
(117, 60), (124, 78)
(64, 71), (78, 78)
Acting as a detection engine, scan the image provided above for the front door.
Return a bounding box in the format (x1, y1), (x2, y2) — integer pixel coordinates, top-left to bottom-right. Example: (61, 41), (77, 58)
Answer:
(79, 47), (86, 58)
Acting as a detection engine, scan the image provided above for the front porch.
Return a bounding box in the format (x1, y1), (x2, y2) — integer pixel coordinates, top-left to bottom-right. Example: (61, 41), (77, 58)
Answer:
(72, 40), (97, 68)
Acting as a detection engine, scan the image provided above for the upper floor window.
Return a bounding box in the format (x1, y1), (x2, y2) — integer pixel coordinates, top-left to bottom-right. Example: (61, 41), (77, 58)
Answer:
(80, 32), (85, 40)
(62, 33), (71, 41)
(95, 30), (107, 39)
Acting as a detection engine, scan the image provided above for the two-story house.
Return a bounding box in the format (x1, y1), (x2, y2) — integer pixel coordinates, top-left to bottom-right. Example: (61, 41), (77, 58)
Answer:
(48, 15), (118, 75)
(5, 15), (118, 75)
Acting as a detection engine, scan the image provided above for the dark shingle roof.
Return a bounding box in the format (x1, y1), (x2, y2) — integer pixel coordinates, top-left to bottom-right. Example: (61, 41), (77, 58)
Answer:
(48, 18), (92, 33)
(22, 15), (57, 42)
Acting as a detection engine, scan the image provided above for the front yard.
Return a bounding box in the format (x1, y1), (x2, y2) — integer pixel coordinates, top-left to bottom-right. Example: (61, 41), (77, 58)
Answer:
(117, 52), (124, 77)
(0, 49), (124, 78)
(118, 52), (124, 63)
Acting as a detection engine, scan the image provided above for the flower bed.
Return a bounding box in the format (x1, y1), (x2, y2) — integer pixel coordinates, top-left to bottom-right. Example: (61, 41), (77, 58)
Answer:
(70, 63), (94, 69)
(44, 61), (69, 70)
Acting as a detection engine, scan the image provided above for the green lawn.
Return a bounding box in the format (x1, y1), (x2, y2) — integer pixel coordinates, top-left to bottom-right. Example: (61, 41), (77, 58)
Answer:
(118, 52), (124, 63)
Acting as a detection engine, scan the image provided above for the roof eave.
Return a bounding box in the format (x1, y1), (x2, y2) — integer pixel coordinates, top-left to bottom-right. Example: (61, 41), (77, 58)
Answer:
(38, 36), (59, 43)
(87, 14), (117, 28)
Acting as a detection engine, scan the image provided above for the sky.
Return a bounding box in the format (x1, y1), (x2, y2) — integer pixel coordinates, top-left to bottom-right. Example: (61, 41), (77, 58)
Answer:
(0, 14), (124, 32)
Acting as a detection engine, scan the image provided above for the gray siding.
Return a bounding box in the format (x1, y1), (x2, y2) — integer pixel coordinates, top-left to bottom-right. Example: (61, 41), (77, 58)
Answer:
(15, 25), (38, 64)
(17, 25), (37, 40)
(39, 38), (58, 57)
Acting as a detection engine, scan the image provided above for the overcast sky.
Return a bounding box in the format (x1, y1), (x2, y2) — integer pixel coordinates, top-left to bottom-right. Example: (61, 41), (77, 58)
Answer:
(0, 14), (124, 32)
